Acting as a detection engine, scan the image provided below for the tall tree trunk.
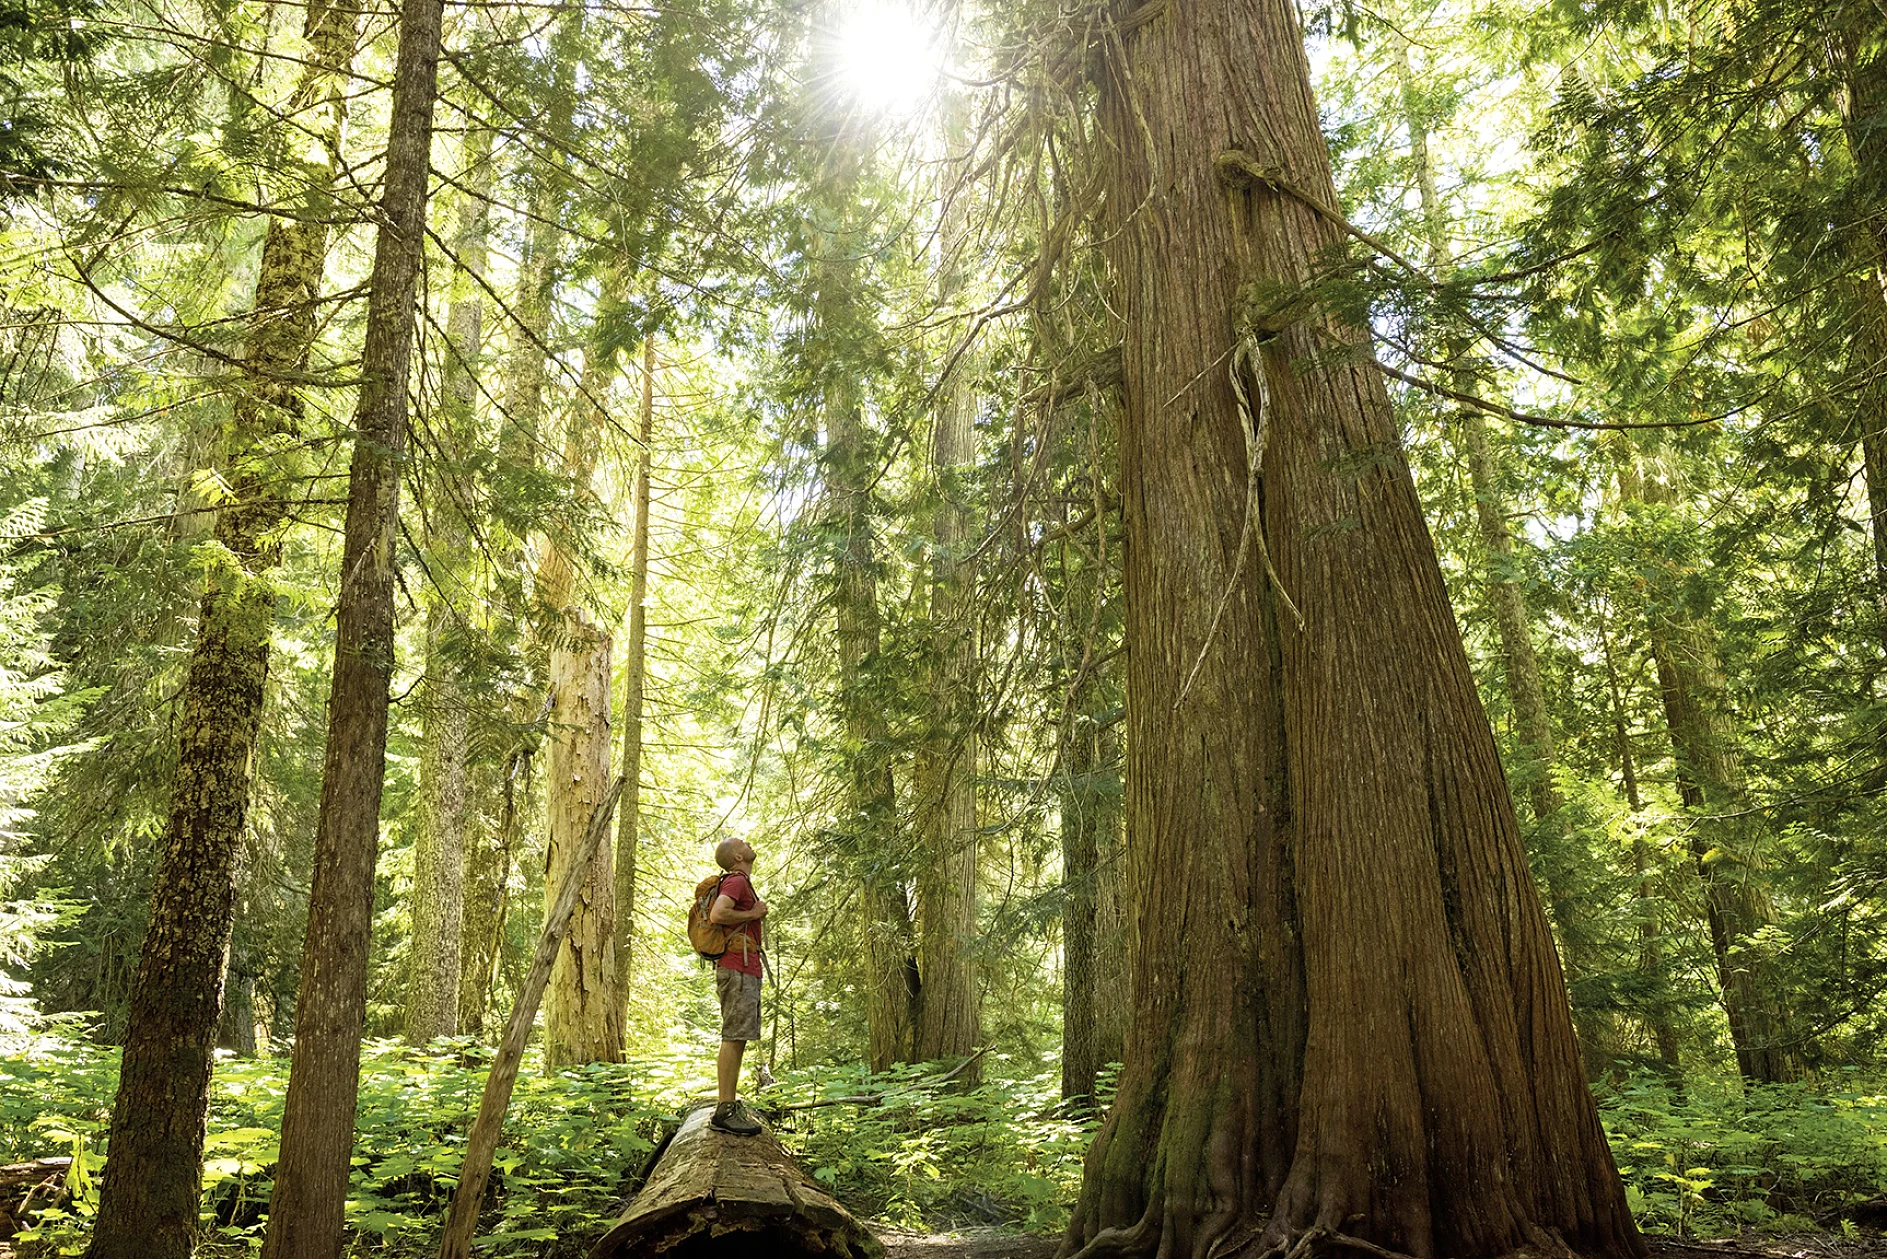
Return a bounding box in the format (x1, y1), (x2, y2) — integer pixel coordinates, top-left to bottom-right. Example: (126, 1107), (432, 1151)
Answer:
(1061, 0), (1643, 1251)
(408, 611), (469, 1043)
(544, 610), (623, 1067)
(828, 368), (917, 1071)
(1829, 25), (1887, 623)
(615, 338), (655, 1010)
(1395, 42), (1589, 1019)
(1057, 490), (1122, 1104)
(259, 0), (446, 1250)
(86, 5), (358, 1255)
(536, 330), (619, 1066)
(1617, 458), (1796, 1085)
(913, 340), (980, 1066)
(406, 127), (492, 1044)
(1599, 612), (1684, 1078)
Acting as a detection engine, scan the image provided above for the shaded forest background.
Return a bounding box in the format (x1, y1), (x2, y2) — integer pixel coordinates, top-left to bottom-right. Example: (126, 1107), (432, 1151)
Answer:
(1, 0), (1887, 1247)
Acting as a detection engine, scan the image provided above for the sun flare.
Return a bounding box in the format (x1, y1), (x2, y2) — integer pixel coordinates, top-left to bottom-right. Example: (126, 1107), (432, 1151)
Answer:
(834, 3), (943, 116)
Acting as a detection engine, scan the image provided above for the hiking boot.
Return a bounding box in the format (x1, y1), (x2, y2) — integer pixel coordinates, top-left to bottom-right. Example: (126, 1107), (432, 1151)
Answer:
(709, 1100), (763, 1136)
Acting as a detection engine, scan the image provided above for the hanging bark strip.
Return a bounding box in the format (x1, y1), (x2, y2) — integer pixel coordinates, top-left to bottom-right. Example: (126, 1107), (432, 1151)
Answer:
(1058, 0), (1646, 1250)
(436, 777), (624, 1259)
(85, 5), (359, 1256)
(259, 0), (448, 1252)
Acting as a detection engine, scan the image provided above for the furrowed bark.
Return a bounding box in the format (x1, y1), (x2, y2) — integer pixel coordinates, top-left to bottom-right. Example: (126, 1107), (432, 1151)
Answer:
(1059, 0), (1644, 1252)
(87, 4), (357, 1255)
(259, 0), (446, 1250)
(544, 609), (623, 1067)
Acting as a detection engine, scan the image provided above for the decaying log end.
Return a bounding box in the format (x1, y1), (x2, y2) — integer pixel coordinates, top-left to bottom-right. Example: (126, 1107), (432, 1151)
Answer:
(587, 1104), (884, 1258)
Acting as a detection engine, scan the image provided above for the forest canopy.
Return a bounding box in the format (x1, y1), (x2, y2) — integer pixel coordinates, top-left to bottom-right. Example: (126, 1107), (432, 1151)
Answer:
(0, 0), (1885, 1253)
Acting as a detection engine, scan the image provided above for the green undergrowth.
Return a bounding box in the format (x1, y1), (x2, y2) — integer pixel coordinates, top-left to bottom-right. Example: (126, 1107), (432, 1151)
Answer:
(1595, 1073), (1887, 1237)
(0, 1033), (1096, 1255)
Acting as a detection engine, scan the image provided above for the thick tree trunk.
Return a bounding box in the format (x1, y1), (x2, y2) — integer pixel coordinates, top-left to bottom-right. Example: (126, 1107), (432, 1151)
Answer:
(913, 341), (980, 1066)
(1060, 0), (1643, 1253)
(259, 0), (445, 1251)
(615, 338), (655, 1008)
(86, 6), (358, 1256)
(544, 610), (623, 1067)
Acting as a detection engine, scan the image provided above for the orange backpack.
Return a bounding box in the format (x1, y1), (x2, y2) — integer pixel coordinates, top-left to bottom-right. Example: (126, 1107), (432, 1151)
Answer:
(687, 873), (734, 961)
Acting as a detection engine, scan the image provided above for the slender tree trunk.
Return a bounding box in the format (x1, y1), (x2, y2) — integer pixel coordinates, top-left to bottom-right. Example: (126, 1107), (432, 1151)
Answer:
(614, 338), (655, 1010)
(1598, 613), (1683, 1077)
(406, 132), (491, 1044)
(86, 6), (357, 1255)
(1057, 493), (1122, 1104)
(1828, 26), (1887, 622)
(1617, 459), (1796, 1084)
(1061, 0), (1643, 1251)
(260, 0), (446, 1250)
(461, 750), (525, 1036)
(544, 610), (623, 1067)
(1395, 43), (1589, 1019)
(913, 340), (980, 1065)
(828, 369), (917, 1070)
(408, 611), (469, 1043)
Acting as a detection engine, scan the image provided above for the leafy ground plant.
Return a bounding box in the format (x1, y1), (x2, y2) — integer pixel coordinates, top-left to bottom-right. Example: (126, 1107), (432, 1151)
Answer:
(0, 1034), (1097, 1254)
(1597, 1073), (1887, 1236)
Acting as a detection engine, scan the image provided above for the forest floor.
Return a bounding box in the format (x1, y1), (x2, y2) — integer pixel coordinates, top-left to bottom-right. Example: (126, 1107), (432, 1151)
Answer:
(870, 1233), (1887, 1259)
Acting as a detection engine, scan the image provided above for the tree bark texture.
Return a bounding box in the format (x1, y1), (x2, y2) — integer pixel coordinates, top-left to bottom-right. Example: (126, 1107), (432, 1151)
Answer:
(86, 5), (358, 1256)
(545, 609), (623, 1067)
(913, 336), (980, 1065)
(615, 337), (655, 1008)
(1061, 0), (1643, 1254)
(260, 0), (445, 1251)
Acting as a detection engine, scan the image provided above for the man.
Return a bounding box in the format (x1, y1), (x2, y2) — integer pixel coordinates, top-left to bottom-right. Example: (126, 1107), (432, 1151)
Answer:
(707, 835), (768, 1135)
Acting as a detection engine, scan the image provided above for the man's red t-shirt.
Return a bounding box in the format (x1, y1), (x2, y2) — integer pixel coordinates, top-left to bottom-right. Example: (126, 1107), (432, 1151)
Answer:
(715, 871), (763, 976)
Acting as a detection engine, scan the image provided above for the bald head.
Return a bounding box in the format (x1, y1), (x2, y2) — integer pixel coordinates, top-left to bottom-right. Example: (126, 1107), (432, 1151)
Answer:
(715, 837), (755, 871)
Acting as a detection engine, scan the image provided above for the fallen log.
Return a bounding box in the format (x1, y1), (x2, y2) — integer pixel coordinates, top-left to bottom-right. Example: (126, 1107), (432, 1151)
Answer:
(587, 1104), (882, 1258)
(0, 1158), (72, 1239)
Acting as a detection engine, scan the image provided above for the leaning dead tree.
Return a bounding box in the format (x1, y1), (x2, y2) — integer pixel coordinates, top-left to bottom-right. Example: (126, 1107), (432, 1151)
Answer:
(586, 1106), (881, 1258)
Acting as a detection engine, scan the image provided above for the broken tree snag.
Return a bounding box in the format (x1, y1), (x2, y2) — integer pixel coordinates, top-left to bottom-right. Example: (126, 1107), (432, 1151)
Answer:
(587, 1105), (883, 1258)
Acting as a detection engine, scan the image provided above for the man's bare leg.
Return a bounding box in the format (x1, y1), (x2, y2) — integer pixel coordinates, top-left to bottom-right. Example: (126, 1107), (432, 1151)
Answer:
(717, 1038), (745, 1104)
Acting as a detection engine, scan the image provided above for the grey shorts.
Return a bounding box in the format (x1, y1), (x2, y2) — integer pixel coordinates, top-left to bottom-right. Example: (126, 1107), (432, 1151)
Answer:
(716, 967), (762, 1042)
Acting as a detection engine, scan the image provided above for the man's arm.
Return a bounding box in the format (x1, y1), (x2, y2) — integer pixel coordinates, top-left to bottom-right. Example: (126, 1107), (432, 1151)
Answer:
(710, 894), (768, 926)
